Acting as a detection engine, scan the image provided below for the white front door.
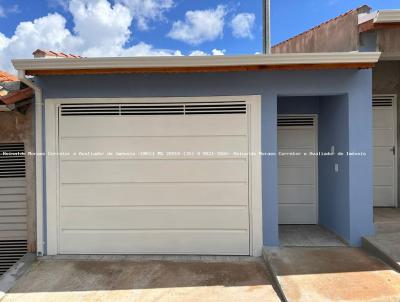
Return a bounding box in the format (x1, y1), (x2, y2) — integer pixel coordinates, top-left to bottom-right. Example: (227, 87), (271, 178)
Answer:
(373, 95), (397, 207)
(278, 115), (318, 224)
(57, 101), (251, 255)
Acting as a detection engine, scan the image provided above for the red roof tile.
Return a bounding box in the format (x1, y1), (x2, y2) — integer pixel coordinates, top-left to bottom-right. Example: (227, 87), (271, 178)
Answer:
(33, 49), (82, 59)
(0, 87), (34, 105)
(0, 71), (18, 82)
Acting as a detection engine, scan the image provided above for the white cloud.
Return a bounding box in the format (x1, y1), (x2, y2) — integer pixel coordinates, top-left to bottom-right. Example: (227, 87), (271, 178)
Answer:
(0, 13), (80, 71)
(0, 32), (10, 50)
(189, 50), (208, 56)
(211, 48), (225, 55)
(68, 0), (132, 56)
(189, 49), (225, 56)
(167, 5), (226, 45)
(123, 41), (182, 56)
(117, 0), (174, 31)
(230, 13), (255, 39)
(0, 0), (182, 72)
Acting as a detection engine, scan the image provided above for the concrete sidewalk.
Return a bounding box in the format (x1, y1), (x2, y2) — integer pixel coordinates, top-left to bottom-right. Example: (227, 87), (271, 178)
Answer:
(363, 233), (400, 271)
(362, 208), (400, 271)
(0, 257), (281, 302)
(264, 247), (400, 302)
(374, 208), (400, 235)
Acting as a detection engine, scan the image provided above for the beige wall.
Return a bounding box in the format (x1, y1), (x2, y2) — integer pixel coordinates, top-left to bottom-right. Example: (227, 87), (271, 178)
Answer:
(378, 28), (400, 56)
(0, 105), (35, 252)
(272, 7), (369, 54)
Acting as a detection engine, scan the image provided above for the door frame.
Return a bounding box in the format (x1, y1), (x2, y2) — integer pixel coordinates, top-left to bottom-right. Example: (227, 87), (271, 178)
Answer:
(277, 114), (319, 224)
(373, 94), (398, 208)
(43, 95), (263, 256)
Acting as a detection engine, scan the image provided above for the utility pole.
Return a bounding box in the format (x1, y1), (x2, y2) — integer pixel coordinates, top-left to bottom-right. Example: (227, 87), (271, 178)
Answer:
(263, 0), (271, 54)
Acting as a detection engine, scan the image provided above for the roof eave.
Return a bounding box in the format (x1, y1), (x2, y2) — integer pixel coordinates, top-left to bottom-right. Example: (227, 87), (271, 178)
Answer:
(374, 10), (400, 24)
(380, 52), (400, 61)
(359, 10), (400, 33)
(12, 53), (381, 76)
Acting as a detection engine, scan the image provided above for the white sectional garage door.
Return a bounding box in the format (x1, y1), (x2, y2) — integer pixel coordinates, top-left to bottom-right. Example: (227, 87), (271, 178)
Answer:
(278, 115), (318, 224)
(57, 102), (250, 255)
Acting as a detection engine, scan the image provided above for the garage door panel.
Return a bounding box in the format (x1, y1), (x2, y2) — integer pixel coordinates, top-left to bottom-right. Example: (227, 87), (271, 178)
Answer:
(279, 204), (317, 224)
(0, 230), (27, 240)
(59, 230), (249, 255)
(374, 147), (394, 166)
(0, 209), (26, 216)
(60, 136), (248, 160)
(278, 167), (315, 185)
(278, 148), (315, 166)
(60, 159), (248, 183)
(0, 223), (26, 231)
(0, 195), (26, 202)
(374, 186), (394, 207)
(57, 101), (251, 255)
(373, 109), (394, 128)
(60, 183), (248, 206)
(373, 130), (394, 146)
(60, 115), (247, 137)
(60, 207), (249, 230)
(279, 185), (316, 204)
(374, 166), (394, 186)
(278, 129), (315, 148)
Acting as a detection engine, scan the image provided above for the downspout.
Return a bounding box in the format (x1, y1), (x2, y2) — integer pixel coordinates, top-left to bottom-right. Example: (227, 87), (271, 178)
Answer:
(17, 70), (44, 256)
(263, 0), (271, 54)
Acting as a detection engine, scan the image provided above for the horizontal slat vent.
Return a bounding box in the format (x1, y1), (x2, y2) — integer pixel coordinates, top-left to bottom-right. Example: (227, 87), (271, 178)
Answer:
(278, 116), (314, 127)
(0, 240), (27, 275)
(373, 97), (394, 107)
(61, 102), (247, 116)
(185, 104), (246, 115)
(0, 144), (26, 179)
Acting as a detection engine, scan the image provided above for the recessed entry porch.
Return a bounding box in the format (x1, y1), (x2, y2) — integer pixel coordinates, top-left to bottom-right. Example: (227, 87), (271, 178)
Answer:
(277, 95), (353, 246)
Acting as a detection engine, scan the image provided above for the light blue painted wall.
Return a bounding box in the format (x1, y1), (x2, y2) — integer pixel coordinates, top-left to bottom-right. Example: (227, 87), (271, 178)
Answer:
(37, 69), (373, 248)
(318, 95), (350, 241)
(347, 72), (374, 244)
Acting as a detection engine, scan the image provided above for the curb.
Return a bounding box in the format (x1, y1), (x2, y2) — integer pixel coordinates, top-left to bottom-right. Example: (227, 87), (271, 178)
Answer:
(262, 248), (288, 302)
(0, 253), (36, 301)
(362, 237), (400, 273)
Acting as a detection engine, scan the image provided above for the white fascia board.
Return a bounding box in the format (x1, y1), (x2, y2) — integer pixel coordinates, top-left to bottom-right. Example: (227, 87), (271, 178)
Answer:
(12, 52), (381, 72)
(374, 10), (400, 23)
(358, 12), (377, 25)
(380, 52), (400, 61)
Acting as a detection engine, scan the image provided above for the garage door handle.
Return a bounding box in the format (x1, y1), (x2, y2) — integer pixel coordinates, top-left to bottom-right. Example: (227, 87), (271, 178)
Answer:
(391, 146), (396, 155)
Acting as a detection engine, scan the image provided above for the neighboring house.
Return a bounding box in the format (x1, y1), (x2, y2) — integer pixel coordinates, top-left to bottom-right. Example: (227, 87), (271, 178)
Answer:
(273, 6), (400, 209)
(0, 71), (34, 275)
(0, 51), (83, 271)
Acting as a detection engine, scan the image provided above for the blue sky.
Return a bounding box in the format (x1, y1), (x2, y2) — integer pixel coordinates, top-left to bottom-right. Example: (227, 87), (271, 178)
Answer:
(0, 0), (399, 71)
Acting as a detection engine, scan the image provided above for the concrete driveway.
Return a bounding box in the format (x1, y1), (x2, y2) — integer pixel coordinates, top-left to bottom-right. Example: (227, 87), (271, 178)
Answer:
(0, 257), (281, 302)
